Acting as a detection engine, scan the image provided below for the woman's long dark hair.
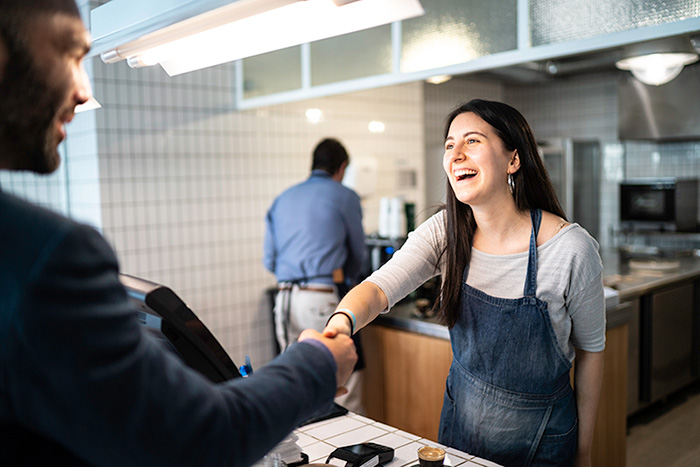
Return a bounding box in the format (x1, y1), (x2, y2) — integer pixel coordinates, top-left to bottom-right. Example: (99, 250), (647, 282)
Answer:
(438, 99), (566, 328)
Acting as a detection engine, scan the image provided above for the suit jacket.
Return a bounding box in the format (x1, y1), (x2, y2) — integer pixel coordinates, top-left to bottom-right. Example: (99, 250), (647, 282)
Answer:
(0, 190), (336, 466)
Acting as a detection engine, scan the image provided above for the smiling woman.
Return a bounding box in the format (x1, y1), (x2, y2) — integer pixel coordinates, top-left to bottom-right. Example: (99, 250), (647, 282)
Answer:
(322, 99), (606, 466)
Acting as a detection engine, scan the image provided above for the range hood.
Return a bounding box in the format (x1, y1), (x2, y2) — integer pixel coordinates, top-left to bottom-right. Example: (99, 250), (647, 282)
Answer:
(619, 62), (700, 141)
(90, 0), (424, 76)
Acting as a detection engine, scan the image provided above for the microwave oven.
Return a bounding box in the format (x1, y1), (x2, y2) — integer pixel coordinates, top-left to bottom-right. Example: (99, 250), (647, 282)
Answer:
(620, 178), (698, 232)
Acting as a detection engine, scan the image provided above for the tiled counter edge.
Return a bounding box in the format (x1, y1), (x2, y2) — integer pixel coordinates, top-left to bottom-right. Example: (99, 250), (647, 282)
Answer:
(295, 413), (502, 467)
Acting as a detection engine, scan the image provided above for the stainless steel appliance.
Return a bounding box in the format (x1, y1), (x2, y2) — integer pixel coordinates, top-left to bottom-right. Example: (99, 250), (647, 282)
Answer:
(538, 138), (602, 239)
(619, 63), (700, 141)
(620, 178), (699, 232)
(363, 234), (405, 278)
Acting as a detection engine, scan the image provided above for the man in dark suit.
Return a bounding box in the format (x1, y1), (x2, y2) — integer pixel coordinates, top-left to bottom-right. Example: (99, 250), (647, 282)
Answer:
(0, 1), (357, 465)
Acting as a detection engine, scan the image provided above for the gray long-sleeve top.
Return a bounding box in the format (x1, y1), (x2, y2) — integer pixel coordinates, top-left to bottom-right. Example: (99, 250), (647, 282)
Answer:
(366, 211), (606, 361)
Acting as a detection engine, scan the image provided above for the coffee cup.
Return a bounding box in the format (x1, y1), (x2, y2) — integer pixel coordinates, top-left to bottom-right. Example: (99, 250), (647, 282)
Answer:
(417, 446), (445, 467)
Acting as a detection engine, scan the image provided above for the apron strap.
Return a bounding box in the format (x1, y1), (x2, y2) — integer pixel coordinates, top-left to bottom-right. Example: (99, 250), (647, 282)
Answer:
(523, 209), (542, 297)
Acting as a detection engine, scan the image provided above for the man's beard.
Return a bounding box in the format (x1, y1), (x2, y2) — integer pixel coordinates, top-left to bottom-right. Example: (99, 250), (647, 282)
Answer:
(0, 33), (64, 174)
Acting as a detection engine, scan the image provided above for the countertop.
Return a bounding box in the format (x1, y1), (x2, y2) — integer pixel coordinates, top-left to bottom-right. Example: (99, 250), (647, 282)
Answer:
(600, 248), (700, 299)
(372, 248), (700, 339)
(294, 412), (501, 466)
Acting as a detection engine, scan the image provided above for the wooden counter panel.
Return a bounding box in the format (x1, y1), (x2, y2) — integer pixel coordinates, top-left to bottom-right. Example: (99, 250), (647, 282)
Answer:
(592, 323), (628, 467)
(362, 326), (451, 441)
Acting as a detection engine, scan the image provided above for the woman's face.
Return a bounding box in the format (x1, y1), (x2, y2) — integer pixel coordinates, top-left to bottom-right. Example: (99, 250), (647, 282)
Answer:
(443, 112), (519, 207)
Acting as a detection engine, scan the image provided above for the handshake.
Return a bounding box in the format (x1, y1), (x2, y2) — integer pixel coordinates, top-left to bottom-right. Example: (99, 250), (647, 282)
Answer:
(298, 316), (357, 396)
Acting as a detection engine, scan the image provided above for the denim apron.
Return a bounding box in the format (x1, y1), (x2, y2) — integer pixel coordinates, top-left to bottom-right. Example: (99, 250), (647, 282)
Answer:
(438, 209), (577, 467)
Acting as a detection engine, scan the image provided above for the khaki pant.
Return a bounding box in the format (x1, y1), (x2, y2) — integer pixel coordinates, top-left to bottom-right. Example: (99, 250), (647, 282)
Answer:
(274, 284), (365, 415)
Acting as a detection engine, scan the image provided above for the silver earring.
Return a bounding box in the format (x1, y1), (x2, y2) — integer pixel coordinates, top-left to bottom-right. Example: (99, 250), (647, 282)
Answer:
(508, 173), (515, 194)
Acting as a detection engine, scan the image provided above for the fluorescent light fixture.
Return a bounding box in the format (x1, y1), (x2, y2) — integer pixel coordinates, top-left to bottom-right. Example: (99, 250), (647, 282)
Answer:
(425, 74), (452, 85)
(75, 96), (102, 113)
(98, 0), (424, 76)
(615, 37), (699, 86)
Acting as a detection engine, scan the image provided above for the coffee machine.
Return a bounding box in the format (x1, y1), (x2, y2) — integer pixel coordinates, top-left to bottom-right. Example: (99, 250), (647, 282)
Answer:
(362, 234), (406, 279)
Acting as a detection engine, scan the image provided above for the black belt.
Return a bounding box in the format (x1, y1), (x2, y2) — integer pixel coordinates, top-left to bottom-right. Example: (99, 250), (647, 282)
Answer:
(277, 284), (335, 293)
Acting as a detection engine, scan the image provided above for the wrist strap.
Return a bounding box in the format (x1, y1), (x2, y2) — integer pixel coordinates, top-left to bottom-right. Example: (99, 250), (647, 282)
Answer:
(336, 308), (356, 331)
(326, 310), (355, 335)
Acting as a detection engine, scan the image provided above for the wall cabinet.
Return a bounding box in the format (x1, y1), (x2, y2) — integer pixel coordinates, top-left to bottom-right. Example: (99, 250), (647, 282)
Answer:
(362, 319), (628, 466)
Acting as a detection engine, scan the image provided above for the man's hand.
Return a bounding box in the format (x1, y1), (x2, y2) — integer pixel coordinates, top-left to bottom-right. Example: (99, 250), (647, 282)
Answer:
(298, 329), (356, 397)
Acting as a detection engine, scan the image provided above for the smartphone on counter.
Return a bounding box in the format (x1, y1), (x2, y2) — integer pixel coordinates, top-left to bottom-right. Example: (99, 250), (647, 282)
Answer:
(326, 442), (394, 467)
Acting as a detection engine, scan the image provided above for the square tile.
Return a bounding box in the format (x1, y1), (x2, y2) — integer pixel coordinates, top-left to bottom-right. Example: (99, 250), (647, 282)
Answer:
(368, 432), (416, 449)
(301, 440), (335, 464)
(324, 424), (389, 447)
(303, 416), (367, 440)
(387, 441), (424, 467)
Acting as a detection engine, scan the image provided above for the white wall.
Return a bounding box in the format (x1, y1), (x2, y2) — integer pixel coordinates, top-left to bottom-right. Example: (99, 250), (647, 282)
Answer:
(90, 59), (424, 366)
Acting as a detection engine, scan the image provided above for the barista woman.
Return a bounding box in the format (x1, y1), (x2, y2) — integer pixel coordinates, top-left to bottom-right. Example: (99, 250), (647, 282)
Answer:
(323, 99), (605, 467)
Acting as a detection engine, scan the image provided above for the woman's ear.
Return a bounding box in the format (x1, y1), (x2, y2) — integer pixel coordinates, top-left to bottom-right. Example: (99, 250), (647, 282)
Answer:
(508, 150), (521, 174)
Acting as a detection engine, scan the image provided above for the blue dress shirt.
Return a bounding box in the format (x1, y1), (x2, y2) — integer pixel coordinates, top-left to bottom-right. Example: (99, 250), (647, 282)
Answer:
(264, 170), (366, 285)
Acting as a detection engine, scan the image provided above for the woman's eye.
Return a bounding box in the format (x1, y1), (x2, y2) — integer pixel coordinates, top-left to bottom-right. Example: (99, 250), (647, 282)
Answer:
(445, 143), (454, 150)
(467, 138), (478, 144)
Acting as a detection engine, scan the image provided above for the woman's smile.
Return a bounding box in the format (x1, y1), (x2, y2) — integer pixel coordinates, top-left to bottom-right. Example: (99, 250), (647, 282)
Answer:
(444, 112), (516, 206)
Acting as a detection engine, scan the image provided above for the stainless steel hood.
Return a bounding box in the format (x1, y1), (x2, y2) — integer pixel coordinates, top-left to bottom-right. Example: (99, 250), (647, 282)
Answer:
(619, 62), (700, 141)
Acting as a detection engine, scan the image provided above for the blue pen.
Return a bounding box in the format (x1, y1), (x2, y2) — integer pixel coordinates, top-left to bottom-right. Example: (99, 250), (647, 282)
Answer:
(239, 355), (253, 377)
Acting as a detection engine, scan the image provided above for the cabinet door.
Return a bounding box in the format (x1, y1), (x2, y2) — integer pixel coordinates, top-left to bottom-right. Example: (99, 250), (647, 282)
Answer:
(650, 282), (695, 401)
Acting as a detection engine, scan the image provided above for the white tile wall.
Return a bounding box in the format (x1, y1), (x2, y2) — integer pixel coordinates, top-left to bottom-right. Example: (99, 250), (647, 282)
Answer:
(89, 58), (424, 366)
(506, 71), (621, 247)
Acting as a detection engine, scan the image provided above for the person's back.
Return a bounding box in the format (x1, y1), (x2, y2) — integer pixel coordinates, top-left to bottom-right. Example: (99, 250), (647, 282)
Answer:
(264, 138), (366, 414)
(265, 169), (364, 285)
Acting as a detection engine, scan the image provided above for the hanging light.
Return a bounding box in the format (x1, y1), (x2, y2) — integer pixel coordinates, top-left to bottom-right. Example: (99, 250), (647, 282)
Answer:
(615, 36), (699, 86)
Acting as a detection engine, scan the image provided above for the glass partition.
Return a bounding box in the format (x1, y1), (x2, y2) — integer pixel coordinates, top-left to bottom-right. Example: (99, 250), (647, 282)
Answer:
(400, 0), (517, 73)
(242, 46), (302, 99)
(531, 0), (700, 46)
(311, 25), (393, 86)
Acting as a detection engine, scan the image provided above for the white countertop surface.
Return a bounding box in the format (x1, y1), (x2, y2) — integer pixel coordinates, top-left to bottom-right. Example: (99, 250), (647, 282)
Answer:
(295, 413), (502, 467)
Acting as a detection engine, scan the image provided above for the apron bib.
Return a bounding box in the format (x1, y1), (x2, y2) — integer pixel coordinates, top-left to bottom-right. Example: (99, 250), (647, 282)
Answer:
(438, 209), (577, 467)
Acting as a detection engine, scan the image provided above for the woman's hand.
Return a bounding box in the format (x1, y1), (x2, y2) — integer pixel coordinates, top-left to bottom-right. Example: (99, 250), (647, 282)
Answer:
(322, 313), (353, 338)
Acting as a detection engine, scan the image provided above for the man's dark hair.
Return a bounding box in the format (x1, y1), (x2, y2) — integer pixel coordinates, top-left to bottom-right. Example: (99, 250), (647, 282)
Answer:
(0, 0), (81, 45)
(311, 138), (349, 175)
(0, 0), (80, 18)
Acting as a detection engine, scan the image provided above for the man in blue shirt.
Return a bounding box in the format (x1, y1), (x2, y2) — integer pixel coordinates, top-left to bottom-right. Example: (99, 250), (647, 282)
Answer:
(264, 138), (366, 411)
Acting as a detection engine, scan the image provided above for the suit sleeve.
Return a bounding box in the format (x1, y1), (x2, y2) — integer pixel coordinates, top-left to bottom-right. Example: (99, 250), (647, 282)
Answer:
(9, 223), (336, 467)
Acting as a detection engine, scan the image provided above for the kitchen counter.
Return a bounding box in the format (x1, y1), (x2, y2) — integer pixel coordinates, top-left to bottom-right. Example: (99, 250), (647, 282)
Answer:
(373, 248), (700, 339)
(295, 412), (501, 466)
(377, 295), (630, 340)
(600, 248), (700, 299)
